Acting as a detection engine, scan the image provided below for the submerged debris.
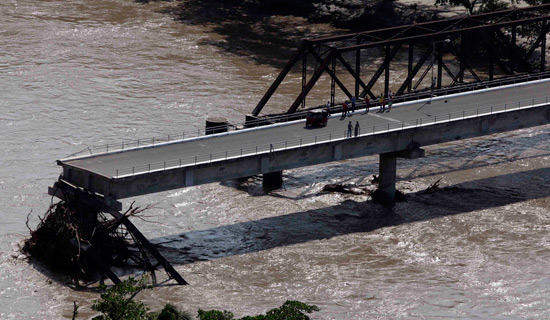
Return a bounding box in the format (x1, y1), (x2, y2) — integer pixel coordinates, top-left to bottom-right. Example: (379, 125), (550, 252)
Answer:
(425, 178), (442, 193)
(22, 199), (150, 284)
(322, 183), (370, 195)
(371, 189), (407, 207)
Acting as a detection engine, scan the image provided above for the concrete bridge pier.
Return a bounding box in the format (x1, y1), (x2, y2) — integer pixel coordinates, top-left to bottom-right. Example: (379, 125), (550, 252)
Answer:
(378, 153), (397, 205)
(376, 144), (425, 206)
(263, 171), (283, 189)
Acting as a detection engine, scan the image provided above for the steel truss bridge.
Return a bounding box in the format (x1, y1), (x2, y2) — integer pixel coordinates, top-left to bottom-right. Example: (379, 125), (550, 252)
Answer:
(252, 4), (550, 118)
(48, 5), (550, 287)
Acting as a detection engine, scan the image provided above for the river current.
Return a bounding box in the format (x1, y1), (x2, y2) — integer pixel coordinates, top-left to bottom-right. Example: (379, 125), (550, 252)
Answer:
(1, 0), (550, 319)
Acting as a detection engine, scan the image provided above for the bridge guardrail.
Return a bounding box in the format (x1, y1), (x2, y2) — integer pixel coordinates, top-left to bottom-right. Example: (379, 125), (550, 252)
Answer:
(113, 95), (550, 178)
(65, 109), (313, 158)
(395, 71), (550, 104)
(66, 71), (550, 159)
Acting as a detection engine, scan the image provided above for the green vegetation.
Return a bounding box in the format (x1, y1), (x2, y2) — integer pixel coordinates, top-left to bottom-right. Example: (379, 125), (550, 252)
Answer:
(91, 277), (152, 320)
(79, 277), (319, 320)
(151, 304), (193, 320)
(197, 300), (320, 320)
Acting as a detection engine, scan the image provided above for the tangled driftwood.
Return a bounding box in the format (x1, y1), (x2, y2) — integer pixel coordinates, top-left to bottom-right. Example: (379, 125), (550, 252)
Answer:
(23, 199), (152, 284)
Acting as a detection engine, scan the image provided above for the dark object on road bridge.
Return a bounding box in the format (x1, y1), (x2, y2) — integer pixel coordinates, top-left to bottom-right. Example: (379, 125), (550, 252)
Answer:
(205, 116), (228, 135)
(305, 109), (328, 127)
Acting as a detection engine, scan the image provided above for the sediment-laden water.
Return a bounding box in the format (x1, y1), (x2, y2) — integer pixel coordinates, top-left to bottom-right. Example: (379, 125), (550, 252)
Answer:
(1, 1), (550, 319)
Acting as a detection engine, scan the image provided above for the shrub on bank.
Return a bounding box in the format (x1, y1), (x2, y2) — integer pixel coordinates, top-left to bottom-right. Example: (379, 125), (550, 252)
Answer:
(77, 277), (319, 320)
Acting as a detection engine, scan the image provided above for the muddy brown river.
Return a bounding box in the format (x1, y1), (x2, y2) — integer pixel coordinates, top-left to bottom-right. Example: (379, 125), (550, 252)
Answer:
(1, 0), (550, 319)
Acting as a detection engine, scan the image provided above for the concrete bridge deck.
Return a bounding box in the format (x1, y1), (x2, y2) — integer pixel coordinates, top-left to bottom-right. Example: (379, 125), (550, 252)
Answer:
(56, 79), (550, 200)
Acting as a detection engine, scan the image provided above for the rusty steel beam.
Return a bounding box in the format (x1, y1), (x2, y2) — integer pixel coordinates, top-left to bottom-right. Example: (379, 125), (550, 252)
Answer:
(523, 20), (550, 62)
(287, 50), (335, 113)
(360, 44), (402, 98)
(308, 4), (550, 45)
(251, 5), (550, 117)
(396, 48), (432, 95)
(495, 29), (533, 73)
(336, 53), (371, 97)
(252, 41), (307, 116)
(55, 179), (188, 285)
(337, 15), (550, 53)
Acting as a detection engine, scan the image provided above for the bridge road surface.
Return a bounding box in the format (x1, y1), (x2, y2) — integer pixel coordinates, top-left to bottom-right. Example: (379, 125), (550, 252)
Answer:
(61, 80), (550, 179)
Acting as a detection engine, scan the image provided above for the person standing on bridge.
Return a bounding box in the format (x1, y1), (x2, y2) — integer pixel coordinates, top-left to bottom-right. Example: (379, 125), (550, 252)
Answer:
(347, 121), (353, 138)
(431, 76), (437, 90)
(354, 121), (360, 137)
(364, 96), (370, 114)
(387, 96), (393, 112)
(351, 96), (356, 113)
(342, 101), (348, 119)
(379, 93), (385, 112)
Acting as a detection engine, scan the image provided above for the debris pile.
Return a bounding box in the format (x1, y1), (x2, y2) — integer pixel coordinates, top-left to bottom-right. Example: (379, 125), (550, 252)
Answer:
(23, 200), (148, 283)
(322, 183), (370, 195)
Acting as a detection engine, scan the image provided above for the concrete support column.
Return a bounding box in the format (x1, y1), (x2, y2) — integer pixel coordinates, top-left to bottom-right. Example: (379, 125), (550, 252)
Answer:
(263, 171), (283, 189)
(378, 153), (397, 204)
(375, 144), (425, 206)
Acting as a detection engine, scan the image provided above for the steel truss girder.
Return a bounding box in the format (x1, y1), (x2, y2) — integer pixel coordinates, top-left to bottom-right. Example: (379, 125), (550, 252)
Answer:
(252, 4), (550, 116)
